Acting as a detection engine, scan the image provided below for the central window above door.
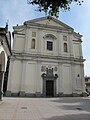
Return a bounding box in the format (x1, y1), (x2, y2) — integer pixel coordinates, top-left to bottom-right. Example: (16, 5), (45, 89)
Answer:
(47, 41), (53, 51)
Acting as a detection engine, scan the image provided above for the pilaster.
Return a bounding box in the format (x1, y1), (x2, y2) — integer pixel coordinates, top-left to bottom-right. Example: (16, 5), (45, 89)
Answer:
(36, 61), (41, 96)
(6, 59), (14, 96)
(58, 31), (62, 55)
(24, 27), (29, 52)
(80, 64), (85, 93)
(58, 63), (63, 95)
(37, 29), (42, 53)
(69, 34), (73, 56)
(71, 63), (76, 94)
(19, 60), (26, 96)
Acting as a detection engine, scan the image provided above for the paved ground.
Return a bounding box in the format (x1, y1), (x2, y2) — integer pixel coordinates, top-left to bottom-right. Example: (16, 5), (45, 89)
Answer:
(0, 97), (90, 120)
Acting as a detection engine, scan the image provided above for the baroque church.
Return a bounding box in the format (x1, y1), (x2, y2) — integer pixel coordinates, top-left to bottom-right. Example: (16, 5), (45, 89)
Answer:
(6, 17), (86, 97)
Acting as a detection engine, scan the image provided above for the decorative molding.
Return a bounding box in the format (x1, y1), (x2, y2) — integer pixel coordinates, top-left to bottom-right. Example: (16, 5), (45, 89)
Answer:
(13, 32), (25, 36)
(24, 17), (73, 30)
(73, 32), (82, 39)
(43, 34), (57, 40)
(41, 68), (58, 79)
(41, 66), (46, 72)
(73, 39), (82, 43)
(11, 51), (85, 63)
(54, 66), (57, 71)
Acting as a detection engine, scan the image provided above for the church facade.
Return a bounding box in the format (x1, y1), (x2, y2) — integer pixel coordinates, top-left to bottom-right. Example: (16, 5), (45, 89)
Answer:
(6, 17), (86, 97)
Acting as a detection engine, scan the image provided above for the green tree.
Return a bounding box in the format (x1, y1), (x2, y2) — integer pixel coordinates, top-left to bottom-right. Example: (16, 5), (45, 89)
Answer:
(27, 0), (83, 18)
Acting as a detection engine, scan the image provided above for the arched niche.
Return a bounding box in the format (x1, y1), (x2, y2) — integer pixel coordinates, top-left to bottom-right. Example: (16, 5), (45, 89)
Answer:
(64, 43), (68, 52)
(0, 51), (6, 72)
(0, 51), (6, 100)
(31, 39), (35, 49)
(43, 34), (57, 40)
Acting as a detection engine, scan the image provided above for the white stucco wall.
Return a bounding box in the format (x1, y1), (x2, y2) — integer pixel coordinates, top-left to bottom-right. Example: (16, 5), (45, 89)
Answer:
(10, 60), (22, 92)
(62, 64), (72, 94)
(13, 35), (25, 52)
(25, 62), (37, 93)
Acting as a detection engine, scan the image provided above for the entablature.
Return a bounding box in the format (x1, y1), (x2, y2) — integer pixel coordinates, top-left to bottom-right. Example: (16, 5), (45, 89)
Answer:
(11, 51), (85, 63)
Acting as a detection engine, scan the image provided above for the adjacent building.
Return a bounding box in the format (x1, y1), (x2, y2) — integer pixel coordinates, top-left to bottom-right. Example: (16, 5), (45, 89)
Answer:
(0, 25), (11, 99)
(85, 76), (90, 93)
(6, 17), (86, 97)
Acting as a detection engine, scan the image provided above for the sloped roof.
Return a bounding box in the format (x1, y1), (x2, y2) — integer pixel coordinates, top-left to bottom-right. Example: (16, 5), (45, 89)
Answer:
(13, 17), (82, 38)
(24, 17), (73, 30)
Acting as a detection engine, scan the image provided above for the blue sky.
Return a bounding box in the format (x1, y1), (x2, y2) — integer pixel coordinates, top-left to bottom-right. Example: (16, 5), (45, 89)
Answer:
(0, 0), (90, 76)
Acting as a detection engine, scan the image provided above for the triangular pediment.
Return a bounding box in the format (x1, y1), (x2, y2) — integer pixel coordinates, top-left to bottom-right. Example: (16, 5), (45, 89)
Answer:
(24, 17), (73, 30)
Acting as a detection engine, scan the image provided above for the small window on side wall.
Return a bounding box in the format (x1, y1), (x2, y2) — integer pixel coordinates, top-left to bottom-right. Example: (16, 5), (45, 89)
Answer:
(31, 39), (35, 49)
(64, 43), (68, 52)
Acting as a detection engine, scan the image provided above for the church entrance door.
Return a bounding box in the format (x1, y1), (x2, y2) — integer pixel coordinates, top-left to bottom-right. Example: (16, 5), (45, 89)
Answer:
(46, 81), (54, 97)
(41, 68), (58, 97)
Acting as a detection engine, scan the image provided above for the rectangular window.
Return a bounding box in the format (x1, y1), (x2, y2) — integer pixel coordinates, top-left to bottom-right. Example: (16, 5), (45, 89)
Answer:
(32, 32), (36, 37)
(47, 41), (53, 51)
(63, 36), (67, 41)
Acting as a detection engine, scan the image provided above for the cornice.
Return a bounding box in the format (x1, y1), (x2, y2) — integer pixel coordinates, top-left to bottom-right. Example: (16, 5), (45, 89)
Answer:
(73, 32), (82, 38)
(73, 39), (82, 43)
(11, 51), (85, 63)
(13, 25), (25, 30)
(24, 17), (73, 30)
(25, 22), (73, 32)
(13, 31), (25, 36)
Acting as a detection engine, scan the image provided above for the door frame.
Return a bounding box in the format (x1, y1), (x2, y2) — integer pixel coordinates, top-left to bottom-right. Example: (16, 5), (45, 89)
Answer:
(46, 80), (54, 97)
(43, 78), (56, 97)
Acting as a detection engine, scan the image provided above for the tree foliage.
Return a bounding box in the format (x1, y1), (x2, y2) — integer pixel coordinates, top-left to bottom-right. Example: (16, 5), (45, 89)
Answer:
(27, 0), (83, 18)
